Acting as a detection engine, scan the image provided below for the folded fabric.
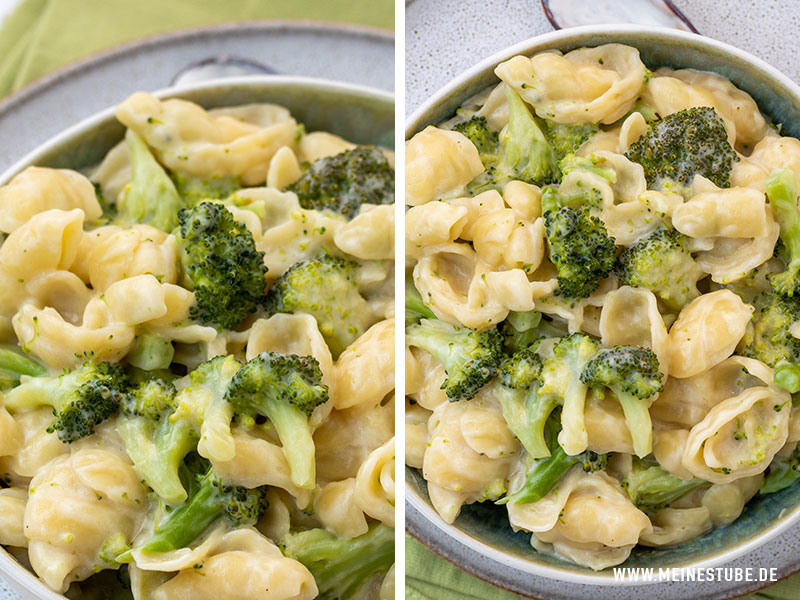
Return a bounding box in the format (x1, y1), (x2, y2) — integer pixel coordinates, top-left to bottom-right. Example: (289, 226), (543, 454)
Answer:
(0, 0), (393, 97)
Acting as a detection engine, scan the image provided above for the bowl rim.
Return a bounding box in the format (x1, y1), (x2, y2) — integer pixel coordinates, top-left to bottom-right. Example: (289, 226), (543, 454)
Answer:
(0, 74), (392, 599)
(404, 23), (800, 590)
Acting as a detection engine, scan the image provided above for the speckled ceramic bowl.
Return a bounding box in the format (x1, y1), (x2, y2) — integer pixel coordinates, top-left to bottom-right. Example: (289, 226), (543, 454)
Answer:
(406, 25), (800, 598)
(0, 75), (392, 600)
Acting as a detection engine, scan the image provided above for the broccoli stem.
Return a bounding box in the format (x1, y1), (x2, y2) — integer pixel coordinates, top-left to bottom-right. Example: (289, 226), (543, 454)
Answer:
(766, 168), (800, 296)
(761, 447), (800, 494)
(265, 398), (316, 490)
(775, 363), (800, 393)
(496, 388), (558, 459)
(405, 277), (435, 325)
(0, 346), (47, 377)
(557, 381), (589, 456)
(138, 483), (223, 554)
(500, 446), (577, 505)
(616, 391), (653, 458)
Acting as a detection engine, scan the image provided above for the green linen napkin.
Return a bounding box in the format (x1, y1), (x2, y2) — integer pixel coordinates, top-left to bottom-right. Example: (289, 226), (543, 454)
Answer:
(0, 0), (394, 98)
(406, 535), (800, 600)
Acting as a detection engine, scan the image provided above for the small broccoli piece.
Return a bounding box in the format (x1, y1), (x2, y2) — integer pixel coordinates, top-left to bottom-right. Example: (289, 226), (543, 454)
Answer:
(117, 377), (198, 505)
(4, 360), (127, 442)
(540, 182), (604, 213)
(135, 458), (269, 555)
(498, 311), (542, 354)
(117, 130), (184, 232)
(170, 172), (241, 205)
(580, 346), (664, 458)
(500, 87), (558, 186)
(538, 333), (601, 455)
(453, 115), (499, 155)
(284, 146), (394, 220)
(496, 347), (558, 458)
(625, 106), (738, 190)
(761, 446), (800, 494)
(176, 201), (268, 330)
(405, 275), (435, 328)
(225, 352), (328, 489)
(406, 318), (503, 401)
(265, 254), (370, 358)
(126, 334), (174, 371)
(621, 457), (707, 510)
(765, 168), (800, 296)
(500, 409), (608, 505)
(615, 226), (703, 310)
(741, 292), (800, 368)
(542, 120), (599, 161)
(0, 345), (47, 390)
(281, 523), (394, 600)
(558, 153), (617, 183)
(544, 205), (617, 300)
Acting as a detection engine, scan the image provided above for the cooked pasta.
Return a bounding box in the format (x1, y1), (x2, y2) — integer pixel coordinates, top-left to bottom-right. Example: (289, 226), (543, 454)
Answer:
(0, 91), (394, 598)
(406, 42), (800, 571)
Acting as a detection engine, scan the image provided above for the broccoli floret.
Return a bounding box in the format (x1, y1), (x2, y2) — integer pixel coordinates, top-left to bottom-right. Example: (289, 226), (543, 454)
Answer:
(496, 347), (558, 458)
(498, 311), (542, 354)
(615, 226), (703, 310)
(761, 446), (800, 494)
(625, 106), (738, 190)
(116, 130), (184, 232)
(117, 377), (199, 505)
(621, 457), (707, 510)
(134, 458), (268, 555)
(284, 146), (394, 219)
(542, 120), (599, 161)
(765, 168), (800, 297)
(126, 334), (174, 371)
(405, 275), (436, 328)
(406, 318), (503, 401)
(225, 352), (328, 490)
(580, 346), (664, 458)
(281, 523), (394, 600)
(176, 201), (268, 330)
(4, 360), (127, 442)
(170, 172), (241, 205)
(0, 345), (47, 390)
(544, 205), (617, 300)
(500, 409), (607, 505)
(265, 254), (370, 358)
(453, 115), (499, 155)
(538, 333), (601, 455)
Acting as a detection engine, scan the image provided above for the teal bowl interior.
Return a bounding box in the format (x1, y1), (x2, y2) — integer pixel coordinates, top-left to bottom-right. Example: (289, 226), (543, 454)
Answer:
(405, 25), (800, 588)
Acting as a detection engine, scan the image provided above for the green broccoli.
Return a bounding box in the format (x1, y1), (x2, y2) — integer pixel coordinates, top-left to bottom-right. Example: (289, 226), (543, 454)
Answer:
(116, 377), (198, 505)
(134, 457), (268, 555)
(284, 146), (394, 219)
(625, 106), (738, 190)
(405, 318), (503, 401)
(4, 360), (127, 442)
(538, 333), (601, 455)
(176, 201), (268, 330)
(0, 345), (47, 390)
(580, 346), (664, 458)
(500, 409), (608, 505)
(761, 446), (800, 494)
(496, 347), (558, 458)
(621, 457), (708, 510)
(170, 172), (242, 205)
(498, 311), (542, 354)
(558, 153), (617, 183)
(543, 205), (617, 300)
(405, 275), (436, 328)
(542, 120), (599, 161)
(453, 115), (499, 155)
(264, 254), (371, 358)
(126, 334), (174, 371)
(765, 168), (800, 297)
(116, 130), (184, 232)
(281, 523), (394, 600)
(225, 351), (329, 490)
(615, 226), (703, 310)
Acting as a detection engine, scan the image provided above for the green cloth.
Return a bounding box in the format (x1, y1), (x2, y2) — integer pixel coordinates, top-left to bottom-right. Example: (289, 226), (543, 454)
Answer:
(0, 0), (394, 97)
(406, 535), (800, 600)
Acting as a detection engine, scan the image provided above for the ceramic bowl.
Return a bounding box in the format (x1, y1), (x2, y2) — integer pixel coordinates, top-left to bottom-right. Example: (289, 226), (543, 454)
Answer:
(405, 24), (800, 595)
(0, 75), (393, 600)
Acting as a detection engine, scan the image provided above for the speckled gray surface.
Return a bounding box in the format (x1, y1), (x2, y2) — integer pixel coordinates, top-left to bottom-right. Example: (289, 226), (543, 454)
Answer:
(406, 0), (800, 114)
(406, 2), (800, 599)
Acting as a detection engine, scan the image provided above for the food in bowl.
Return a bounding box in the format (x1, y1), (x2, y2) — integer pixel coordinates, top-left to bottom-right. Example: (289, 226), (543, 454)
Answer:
(405, 41), (800, 570)
(0, 91), (395, 599)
